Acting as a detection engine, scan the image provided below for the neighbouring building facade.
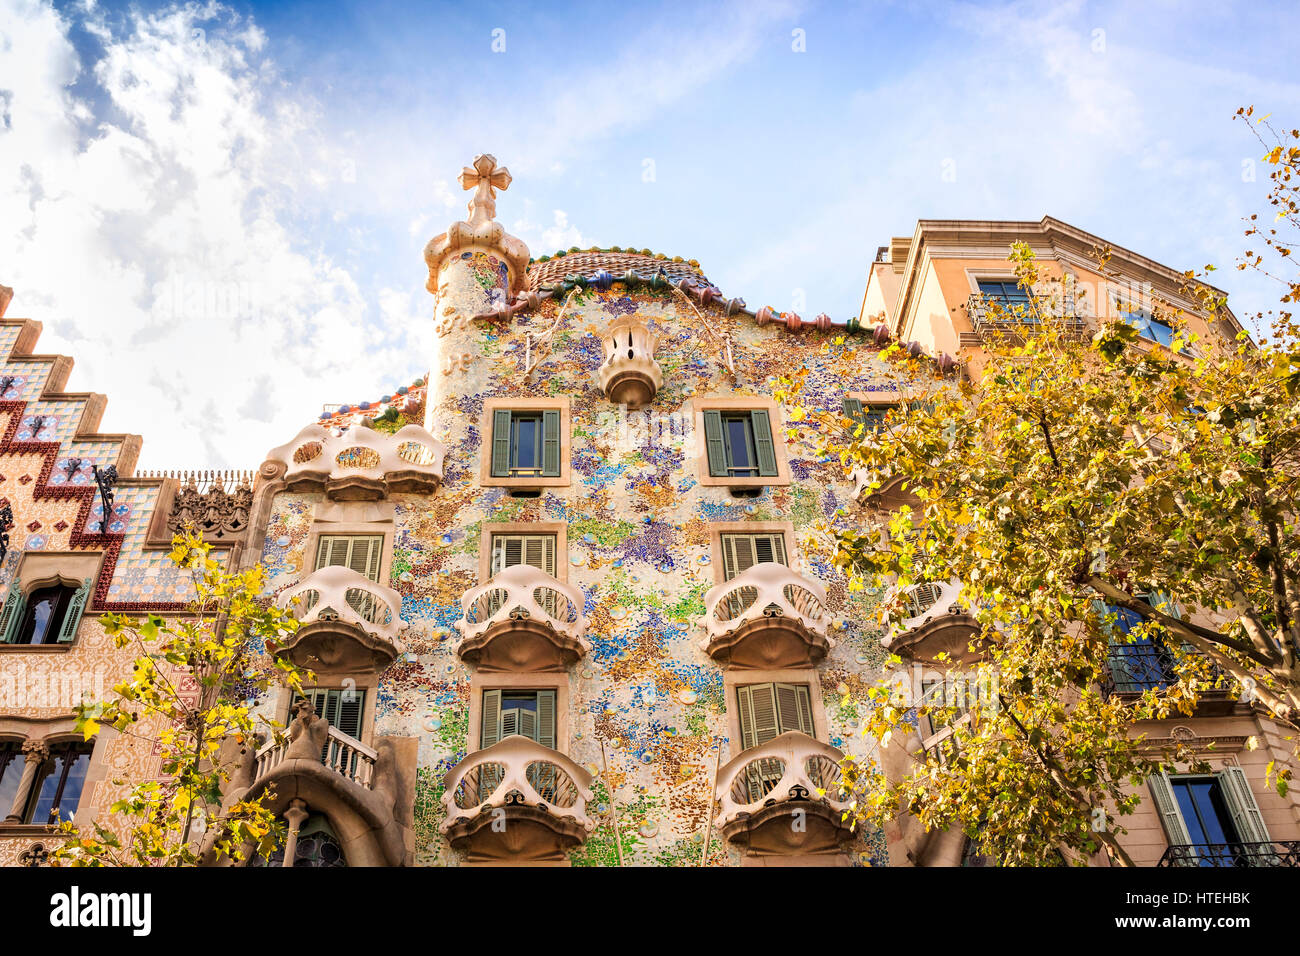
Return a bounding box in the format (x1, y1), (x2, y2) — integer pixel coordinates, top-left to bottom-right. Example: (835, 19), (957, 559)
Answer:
(0, 158), (1295, 867)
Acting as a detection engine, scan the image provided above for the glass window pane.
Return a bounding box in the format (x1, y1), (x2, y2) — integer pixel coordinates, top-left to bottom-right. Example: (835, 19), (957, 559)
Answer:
(27, 745), (91, 824)
(0, 745), (22, 814)
(512, 415), (540, 471)
(1172, 777), (1237, 846)
(724, 416), (755, 472)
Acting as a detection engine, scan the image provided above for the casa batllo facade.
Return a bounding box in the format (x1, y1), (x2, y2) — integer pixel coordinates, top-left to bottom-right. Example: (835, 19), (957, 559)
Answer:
(0, 155), (1296, 867)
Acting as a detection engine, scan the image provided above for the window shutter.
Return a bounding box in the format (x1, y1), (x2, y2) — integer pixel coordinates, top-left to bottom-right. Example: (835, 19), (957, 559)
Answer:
(501, 708), (520, 738)
(703, 409), (727, 476)
(738, 683), (780, 751)
(516, 709), (536, 741)
(536, 690), (556, 750)
(336, 690), (364, 741)
(491, 409), (513, 477)
(56, 579), (91, 644)
(0, 583), (26, 644)
(542, 409), (562, 477)
(480, 690), (502, 749)
(349, 537), (382, 582)
(315, 536), (332, 571)
(750, 409), (778, 477)
(842, 397), (864, 423)
(1219, 766), (1271, 844)
(775, 683), (814, 736)
(1148, 773), (1193, 846)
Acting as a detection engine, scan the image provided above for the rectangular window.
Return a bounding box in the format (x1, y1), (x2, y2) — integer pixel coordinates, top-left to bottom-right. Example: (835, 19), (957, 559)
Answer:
(1149, 768), (1272, 865)
(491, 408), (562, 478)
(314, 534), (384, 582)
(1120, 306), (1189, 353)
(735, 682), (815, 802)
(842, 397), (895, 431)
(490, 533), (558, 577)
(703, 408), (778, 479)
(719, 532), (788, 581)
(480, 689), (557, 750)
(977, 278), (1033, 321)
(24, 742), (92, 825)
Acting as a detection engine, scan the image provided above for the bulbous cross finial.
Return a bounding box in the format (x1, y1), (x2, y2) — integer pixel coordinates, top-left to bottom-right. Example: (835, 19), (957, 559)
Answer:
(458, 154), (512, 226)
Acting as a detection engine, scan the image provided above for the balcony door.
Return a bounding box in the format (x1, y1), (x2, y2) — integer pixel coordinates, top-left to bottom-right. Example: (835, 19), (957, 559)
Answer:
(293, 688), (366, 772)
(479, 689), (559, 802)
(736, 682), (814, 802)
(1149, 769), (1272, 866)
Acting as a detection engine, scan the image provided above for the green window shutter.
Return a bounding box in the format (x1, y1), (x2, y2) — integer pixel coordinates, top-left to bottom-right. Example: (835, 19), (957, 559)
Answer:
(1148, 774), (1192, 846)
(335, 690), (365, 741)
(542, 409), (562, 477)
(703, 409), (727, 477)
(493, 534), (557, 576)
(480, 690), (502, 749)
(316, 535), (383, 582)
(750, 408), (778, 477)
(842, 397), (864, 424)
(721, 534), (787, 580)
(1219, 767), (1271, 844)
(491, 409), (513, 477)
(536, 690), (556, 750)
(514, 708), (535, 741)
(775, 683), (814, 736)
(0, 583), (26, 644)
(56, 579), (92, 644)
(738, 683), (780, 751)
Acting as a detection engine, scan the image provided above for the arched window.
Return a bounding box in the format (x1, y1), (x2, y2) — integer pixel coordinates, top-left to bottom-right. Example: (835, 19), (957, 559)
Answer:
(251, 813), (347, 867)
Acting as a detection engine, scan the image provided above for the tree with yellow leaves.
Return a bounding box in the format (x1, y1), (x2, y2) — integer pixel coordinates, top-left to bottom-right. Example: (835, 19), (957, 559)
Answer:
(50, 531), (311, 866)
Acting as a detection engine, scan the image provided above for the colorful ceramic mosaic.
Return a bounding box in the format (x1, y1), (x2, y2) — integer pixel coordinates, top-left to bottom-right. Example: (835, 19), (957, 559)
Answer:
(252, 251), (920, 867)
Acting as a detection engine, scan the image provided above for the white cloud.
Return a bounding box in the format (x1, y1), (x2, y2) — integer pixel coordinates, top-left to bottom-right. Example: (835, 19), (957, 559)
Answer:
(0, 0), (427, 468)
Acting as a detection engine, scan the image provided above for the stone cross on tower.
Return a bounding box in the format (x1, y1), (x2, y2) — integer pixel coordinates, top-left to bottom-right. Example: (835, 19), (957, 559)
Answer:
(459, 154), (512, 227)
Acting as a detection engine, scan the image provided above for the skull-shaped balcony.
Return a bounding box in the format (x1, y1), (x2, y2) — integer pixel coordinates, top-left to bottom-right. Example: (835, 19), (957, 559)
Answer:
(266, 423), (446, 500)
(883, 580), (981, 664)
(440, 736), (595, 862)
(274, 565), (407, 674)
(701, 563), (832, 669)
(454, 564), (590, 672)
(598, 318), (663, 409)
(715, 731), (854, 856)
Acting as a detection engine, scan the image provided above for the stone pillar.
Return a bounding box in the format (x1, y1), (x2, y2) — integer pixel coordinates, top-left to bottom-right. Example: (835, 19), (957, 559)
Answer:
(281, 798), (309, 867)
(4, 740), (49, 822)
(421, 154), (531, 452)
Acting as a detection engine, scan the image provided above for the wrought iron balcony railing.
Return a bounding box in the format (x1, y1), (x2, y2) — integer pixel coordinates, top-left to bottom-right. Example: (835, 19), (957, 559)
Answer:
(1102, 642), (1231, 698)
(1157, 841), (1300, 868)
(254, 725), (378, 790)
(966, 292), (1087, 335)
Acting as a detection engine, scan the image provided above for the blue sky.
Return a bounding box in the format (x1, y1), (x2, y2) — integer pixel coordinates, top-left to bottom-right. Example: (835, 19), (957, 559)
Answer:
(2, 0), (1297, 467)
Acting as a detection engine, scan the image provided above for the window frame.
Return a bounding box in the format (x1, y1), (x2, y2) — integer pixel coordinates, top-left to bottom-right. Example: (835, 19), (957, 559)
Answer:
(693, 395), (792, 488)
(480, 396), (572, 488)
(468, 672), (570, 752)
(301, 508), (394, 596)
(478, 522), (569, 584)
(708, 521), (795, 585)
(280, 682), (377, 749)
(20, 738), (94, 826)
(722, 667), (827, 753)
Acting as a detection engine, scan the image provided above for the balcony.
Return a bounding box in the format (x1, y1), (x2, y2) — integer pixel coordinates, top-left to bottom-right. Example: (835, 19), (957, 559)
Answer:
(1157, 841), (1300, 867)
(255, 725), (378, 791)
(598, 318), (663, 409)
(266, 422), (446, 500)
(440, 735), (595, 862)
(1102, 642), (1235, 714)
(882, 580), (981, 663)
(274, 565), (407, 674)
(964, 291), (1088, 341)
(714, 731), (854, 856)
(701, 563), (832, 669)
(454, 564), (590, 672)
